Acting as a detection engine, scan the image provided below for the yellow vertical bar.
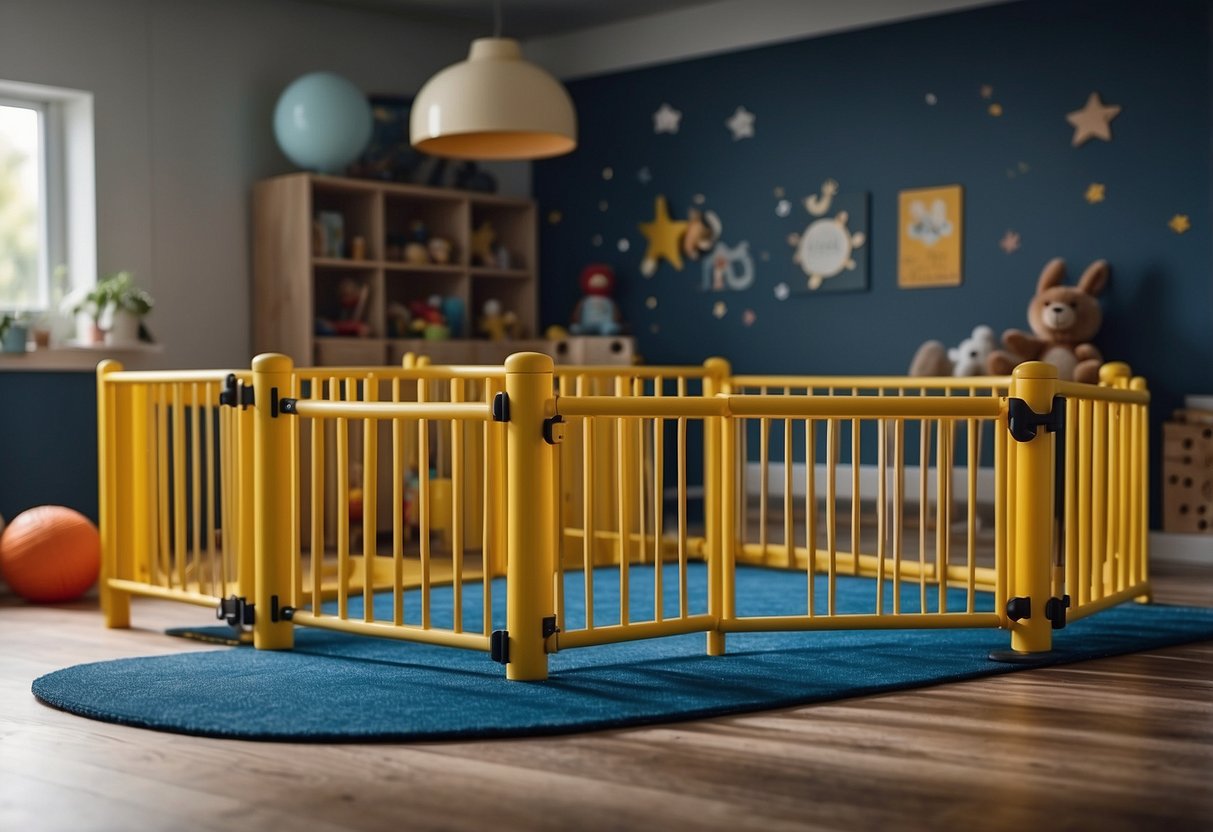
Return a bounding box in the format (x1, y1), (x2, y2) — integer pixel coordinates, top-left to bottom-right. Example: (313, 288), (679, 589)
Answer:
(418, 379), (431, 628)
(967, 416), (977, 613)
(1008, 362), (1057, 655)
(893, 413), (904, 615)
(392, 378), (404, 626)
(615, 379), (629, 625)
(452, 378), (465, 633)
(157, 386), (170, 587)
(554, 374), (568, 635)
(581, 380), (595, 630)
(97, 361), (131, 627)
(634, 377), (647, 567)
(203, 384), (217, 596)
(826, 418), (838, 616)
(851, 393), (860, 576)
(290, 376), (301, 610)
(237, 385), (256, 603)
(363, 375), (378, 623)
(935, 418), (948, 614)
(784, 407), (794, 570)
(995, 404), (1008, 623)
(1091, 397), (1108, 601)
(252, 353), (295, 650)
(1132, 378), (1150, 594)
(654, 379), (665, 622)
(704, 357), (729, 655)
(336, 379), (350, 619)
(189, 384), (202, 594)
(1077, 398), (1093, 606)
(1064, 399), (1078, 608)
(172, 383), (187, 591)
(759, 397), (769, 564)
(805, 418), (816, 616)
(677, 382), (688, 620)
(877, 417), (887, 614)
(721, 412), (737, 624)
(918, 415), (929, 613)
(310, 384), (325, 616)
(504, 352), (556, 680)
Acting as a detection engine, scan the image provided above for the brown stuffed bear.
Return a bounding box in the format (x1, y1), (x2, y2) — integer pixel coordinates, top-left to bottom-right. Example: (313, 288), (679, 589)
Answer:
(987, 258), (1108, 383)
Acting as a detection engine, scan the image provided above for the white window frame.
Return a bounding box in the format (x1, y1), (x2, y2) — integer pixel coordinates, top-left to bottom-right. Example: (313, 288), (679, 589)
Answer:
(0, 79), (95, 315)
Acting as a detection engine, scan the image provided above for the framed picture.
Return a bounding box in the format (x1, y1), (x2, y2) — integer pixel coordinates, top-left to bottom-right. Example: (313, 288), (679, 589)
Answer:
(898, 185), (963, 288)
(791, 191), (869, 293)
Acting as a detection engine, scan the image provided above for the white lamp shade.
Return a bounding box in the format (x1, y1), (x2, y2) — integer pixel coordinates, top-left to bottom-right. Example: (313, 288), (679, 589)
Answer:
(410, 38), (576, 160)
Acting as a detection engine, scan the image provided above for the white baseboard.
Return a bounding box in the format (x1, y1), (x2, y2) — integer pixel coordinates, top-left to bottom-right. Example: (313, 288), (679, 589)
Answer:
(1149, 532), (1212, 565)
(744, 461), (997, 508)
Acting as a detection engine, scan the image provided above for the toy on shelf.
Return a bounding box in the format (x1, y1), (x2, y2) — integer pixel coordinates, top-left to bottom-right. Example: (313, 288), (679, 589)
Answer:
(386, 302), (412, 337)
(909, 325), (997, 377)
(471, 221), (497, 267)
(315, 277), (370, 337)
(408, 295), (449, 340)
(428, 237), (453, 264)
(478, 299), (519, 340)
(570, 263), (622, 336)
(441, 296), (465, 337)
(404, 242), (430, 264)
(987, 258), (1108, 383)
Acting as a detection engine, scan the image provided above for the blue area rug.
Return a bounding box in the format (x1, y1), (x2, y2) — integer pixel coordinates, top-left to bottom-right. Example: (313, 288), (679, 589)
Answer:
(32, 564), (1213, 742)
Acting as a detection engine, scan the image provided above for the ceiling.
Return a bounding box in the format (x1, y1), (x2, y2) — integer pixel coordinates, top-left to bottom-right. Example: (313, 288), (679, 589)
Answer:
(303, 0), (715, 38)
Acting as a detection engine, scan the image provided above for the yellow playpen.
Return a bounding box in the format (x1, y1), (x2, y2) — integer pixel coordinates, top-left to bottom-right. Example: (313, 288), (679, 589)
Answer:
(96, 353), (1149, 680)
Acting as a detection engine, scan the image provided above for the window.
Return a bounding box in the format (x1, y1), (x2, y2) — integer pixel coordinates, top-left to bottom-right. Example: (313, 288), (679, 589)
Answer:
(0, 79), (94, 318)
(0, 98), (48, 310)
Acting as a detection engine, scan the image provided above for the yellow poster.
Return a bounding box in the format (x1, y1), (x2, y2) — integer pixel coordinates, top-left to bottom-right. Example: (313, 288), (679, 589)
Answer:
(898, 185), (963, 287)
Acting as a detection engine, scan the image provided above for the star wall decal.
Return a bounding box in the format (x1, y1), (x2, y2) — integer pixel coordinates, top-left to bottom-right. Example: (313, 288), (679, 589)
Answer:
(653, 103), (682, 134)
(1169, 214), (1191, 234)
(638, 195), (688, 275)
(725, 106), (755, 140)
(980, 84), (993, 99)
(1066, 92), (1121, 147)
(999, 230), (1021, 254)
(637, 167), (652, 184)
(1085, 183), (1106, 204)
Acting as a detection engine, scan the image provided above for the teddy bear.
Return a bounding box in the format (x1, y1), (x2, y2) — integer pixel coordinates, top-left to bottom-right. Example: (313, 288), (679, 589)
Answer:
(570, 264), (622, 335)
(986, 258), (1108, 383)
(909, 325), (997, 377)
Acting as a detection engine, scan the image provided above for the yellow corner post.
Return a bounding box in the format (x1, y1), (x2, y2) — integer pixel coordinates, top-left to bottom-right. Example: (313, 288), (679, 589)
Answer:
(703, 356), (731, 656)
(252, 353), (295, 650)
(97, 360), (131, 628)
(504, 352), (557, 680)
(1006, 362), (1059, 656)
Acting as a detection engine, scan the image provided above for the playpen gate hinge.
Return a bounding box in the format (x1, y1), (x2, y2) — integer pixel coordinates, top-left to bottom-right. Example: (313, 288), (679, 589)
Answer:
(1006, 395), (1065, 443)
(543, 415), (566, 445)
(278, 396), (298, 416)
(219, 374), (255, 409)
(217, 595), (254, 627)
(270, 595), (295, 623)
(492, 392), (510, 422)
(490, 630), (510, 665)
(1005, 596), (1031, 622)
(1045, 595), (1071, 630)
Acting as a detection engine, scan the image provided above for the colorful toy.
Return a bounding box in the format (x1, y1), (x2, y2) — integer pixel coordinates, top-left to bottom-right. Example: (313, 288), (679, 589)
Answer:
(910, 325), (997, 377)
(479, 299), (508, 340)
(570, 264), (622, 335)
(428, 237), (453, 264)
(987, 259), (1108, 383)
(682, 208), (721, 260)
(408, 295), (449, 339)
(471, 221), (497, 267)
(0, 505), (100, 603)
(638, 196), (688, 277)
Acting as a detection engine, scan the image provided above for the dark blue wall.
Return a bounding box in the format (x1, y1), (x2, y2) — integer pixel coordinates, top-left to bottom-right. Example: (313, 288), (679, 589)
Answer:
(0, 372), (98, 523)
(533, 0), (1213, 525)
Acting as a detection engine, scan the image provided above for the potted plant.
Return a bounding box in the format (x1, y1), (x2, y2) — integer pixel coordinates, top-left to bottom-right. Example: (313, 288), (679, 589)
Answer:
(72, 271), (154, 346)
(0, 312), (29, 354)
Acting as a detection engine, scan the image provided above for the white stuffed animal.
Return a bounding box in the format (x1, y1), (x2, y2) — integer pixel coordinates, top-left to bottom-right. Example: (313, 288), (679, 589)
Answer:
(910, 325), (997, 377)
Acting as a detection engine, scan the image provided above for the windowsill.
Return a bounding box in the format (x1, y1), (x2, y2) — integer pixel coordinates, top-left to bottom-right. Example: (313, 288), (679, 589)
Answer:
(0, 341), (163, 372)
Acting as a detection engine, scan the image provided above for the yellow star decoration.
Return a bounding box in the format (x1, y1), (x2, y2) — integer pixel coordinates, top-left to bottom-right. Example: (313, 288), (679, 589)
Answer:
(1169, 214), (1191, 234)
(1085, 183), (1106, 204)
(638, 195), (689, 272)
(1066, 92), (1121, 147)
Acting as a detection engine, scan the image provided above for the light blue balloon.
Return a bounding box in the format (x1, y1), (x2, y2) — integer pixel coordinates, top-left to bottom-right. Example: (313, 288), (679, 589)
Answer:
(273, 71), (372, 173)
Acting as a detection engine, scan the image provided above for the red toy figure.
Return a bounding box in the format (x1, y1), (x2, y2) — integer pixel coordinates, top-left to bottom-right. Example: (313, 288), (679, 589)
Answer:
(570, 264), (622, 335)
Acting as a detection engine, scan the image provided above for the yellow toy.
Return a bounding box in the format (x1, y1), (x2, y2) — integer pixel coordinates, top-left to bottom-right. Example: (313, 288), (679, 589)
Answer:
(638, 195), (688, 276)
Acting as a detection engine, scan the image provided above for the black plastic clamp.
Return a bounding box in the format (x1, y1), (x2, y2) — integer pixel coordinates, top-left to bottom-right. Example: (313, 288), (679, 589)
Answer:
(543, 415), (566, 445)
(219, 374), (254, 409)
(1045, 594), (1071, 630)
(542, 615), (560, 640)
(1007, 395), (1065, 443)
(270, 595), (295, 623)
(1006, 596), (1031, 622)
(490, 630), (510, 665)
(217, 595), (254, 627)
(279, 397), (298, 415)
(492, 392), (510, 423)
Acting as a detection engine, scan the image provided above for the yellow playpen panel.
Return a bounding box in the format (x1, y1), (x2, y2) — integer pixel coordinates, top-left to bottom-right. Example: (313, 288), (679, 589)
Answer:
(97, 352), (1149, 680)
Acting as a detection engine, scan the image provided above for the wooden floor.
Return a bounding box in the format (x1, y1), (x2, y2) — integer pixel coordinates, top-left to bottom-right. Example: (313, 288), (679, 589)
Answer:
(2, 561), (1211, 831)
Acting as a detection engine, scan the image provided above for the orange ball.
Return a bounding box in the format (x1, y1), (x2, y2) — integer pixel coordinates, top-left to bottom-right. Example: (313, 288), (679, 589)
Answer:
(0, 506), (100, 603)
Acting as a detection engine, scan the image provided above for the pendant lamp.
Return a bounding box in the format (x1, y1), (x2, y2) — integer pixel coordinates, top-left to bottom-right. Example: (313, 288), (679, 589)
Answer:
(410, 14), (576, 160)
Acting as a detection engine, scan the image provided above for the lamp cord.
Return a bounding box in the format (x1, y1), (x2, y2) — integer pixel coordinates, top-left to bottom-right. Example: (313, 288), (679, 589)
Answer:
(493, 0), (502, 37)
